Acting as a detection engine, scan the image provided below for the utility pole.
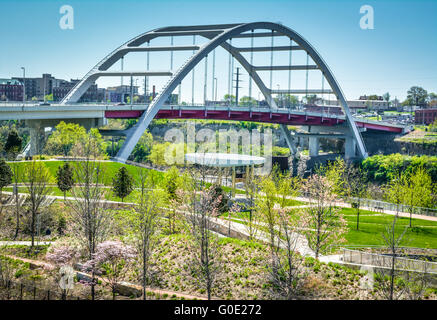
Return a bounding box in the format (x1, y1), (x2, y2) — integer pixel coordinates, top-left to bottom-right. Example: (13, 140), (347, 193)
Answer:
(21, 67), (25, 103)
(233, 67), (242, 107)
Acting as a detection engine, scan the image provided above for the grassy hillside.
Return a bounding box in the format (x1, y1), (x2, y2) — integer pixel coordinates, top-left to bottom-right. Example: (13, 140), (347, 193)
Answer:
(6, 160), (164, 186)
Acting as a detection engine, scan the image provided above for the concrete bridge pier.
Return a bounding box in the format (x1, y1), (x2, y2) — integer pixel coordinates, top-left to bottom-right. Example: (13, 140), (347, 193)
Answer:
(344, 135), (357, 160)
(27, 120), (45, 157)
(308, 136), (320, 157)
(25, 118), (105, 157)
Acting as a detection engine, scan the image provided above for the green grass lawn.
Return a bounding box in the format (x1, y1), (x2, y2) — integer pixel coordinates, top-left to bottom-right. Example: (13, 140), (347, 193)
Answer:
(340, 207), (437, 249)
(7, 160), (165, 186)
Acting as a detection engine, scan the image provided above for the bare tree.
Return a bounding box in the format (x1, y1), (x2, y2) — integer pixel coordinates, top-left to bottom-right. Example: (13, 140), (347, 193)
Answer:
(374, 214), (408, 300)
(23, 161), (51, 250)
(268, 208), (306, 299)
(301, 174), (347, 259)
(132, 174), (163, 300)
(182, 166), (223, 300)
(11, 162), (21, 240)
(343, 164), (368, 230)
(67, 138), (111, 300)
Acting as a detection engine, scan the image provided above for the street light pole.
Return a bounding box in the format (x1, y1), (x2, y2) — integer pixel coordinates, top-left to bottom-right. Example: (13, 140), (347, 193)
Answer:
(21, 67), (25, 103)
(214, 77), (218, 101)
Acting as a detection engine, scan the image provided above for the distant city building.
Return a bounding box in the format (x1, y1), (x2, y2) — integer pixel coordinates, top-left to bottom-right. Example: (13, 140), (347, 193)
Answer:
(415, 108), (437, 125)
(0, 78), (23, 101)
(52, 79), (100, 102)
(105, 85), (139, 103)
(13, 73), (56, 100)
(322, 98), (390, 111)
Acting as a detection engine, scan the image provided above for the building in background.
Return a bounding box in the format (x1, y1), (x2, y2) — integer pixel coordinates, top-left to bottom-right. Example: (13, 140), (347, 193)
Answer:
(321, 96), (391, 112)
(52, 79), (100, 102)
(105, 85), (139, 103)
(415, 108), (437, 125)
(0, 79), (23, 101)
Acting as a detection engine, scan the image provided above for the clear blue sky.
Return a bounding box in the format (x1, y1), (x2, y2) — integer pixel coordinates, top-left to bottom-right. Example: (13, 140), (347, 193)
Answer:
(1, 0), (436, 102)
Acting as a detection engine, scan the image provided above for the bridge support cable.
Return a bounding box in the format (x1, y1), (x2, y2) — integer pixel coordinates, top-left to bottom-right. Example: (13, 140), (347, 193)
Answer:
(191, 35), (196, 105)
(204, 55), (208, 104)
(269, 30), (274, 108)
(145, 41), (150, 103)
(121, 56), (124, 86)
(248, 30), (254, 100)
(228, 39), (232, 104)
(211, 49), (216, 102)
(288, 38), (292, 109)
(230, 39), (235, 106)
(305, 52), (309, 102)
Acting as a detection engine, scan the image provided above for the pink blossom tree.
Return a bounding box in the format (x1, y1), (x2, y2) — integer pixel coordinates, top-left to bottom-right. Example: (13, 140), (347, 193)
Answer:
(83, 240), (136, 300)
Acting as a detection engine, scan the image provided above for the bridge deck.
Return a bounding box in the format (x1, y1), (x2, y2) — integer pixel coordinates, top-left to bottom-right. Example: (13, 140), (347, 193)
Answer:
(0, 103), (407, 133)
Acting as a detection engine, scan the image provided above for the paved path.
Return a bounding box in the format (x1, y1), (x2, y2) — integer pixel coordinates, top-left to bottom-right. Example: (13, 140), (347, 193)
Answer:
(0, 241), (53, 246)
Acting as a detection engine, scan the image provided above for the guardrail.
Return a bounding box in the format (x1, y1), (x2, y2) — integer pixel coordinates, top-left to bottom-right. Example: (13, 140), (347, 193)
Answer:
(351, 197), (437, 217)
(342, 248), (437, 273)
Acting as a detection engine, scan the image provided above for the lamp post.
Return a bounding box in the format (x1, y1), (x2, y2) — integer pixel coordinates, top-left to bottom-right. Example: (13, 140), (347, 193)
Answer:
(21, 67), (25, 103)
(277, 84), (281, 107)
(214, 77), (218, 101)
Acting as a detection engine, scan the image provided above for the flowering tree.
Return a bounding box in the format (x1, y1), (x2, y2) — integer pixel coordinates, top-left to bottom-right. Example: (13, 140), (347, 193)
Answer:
(302, 175), (347, 259)
(46, 244), (79, 299)
(84, 240), (136, 300)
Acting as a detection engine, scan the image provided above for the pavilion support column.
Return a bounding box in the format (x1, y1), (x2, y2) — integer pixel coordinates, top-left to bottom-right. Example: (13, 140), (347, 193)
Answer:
(308, 136), (319, 157)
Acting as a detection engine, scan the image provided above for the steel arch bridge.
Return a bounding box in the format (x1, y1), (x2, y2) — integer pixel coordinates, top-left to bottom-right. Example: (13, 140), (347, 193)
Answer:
(61, 22), (368, 163)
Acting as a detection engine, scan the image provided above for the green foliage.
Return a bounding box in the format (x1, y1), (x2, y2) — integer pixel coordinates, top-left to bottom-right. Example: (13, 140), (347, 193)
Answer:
(131, 131), (153, 162)
(362, 154), (437, 183)
(56, 162), (74, 197)
(44, 121), (87, 156)
(112, 167), (134, 202)
(0, 159), (12, 192)
(4, 129), (22, 156)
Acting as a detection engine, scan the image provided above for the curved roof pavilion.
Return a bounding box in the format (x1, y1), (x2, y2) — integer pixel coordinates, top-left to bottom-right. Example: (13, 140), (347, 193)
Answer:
(185, 153), (266, 168)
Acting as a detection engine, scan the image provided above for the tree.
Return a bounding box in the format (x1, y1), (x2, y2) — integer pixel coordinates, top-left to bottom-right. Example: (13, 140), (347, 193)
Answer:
(23, 161), (52, 250)
(132, 131), (153, 163)
(67, 140), (111, 300)
(56, 162), (74, 200)
(112, 167), (134, 202)
(343, 164), (368, 230)
(44, 121), (87, 156)
(46, 244), (79, 299)
(304, 94), (318, 104)
(223, 94), (236, 105)
(0, 159), (12, 201)
(301, 174), (347, 259)
(182, 166), (223, 300)
(383, 92), (391, 107)
(84, 240), (136, 300)
(239, 96), (257, 107)
(269, 208), (306, 299)
(129, 186), (164, 300)
(374, 215), (408, 300)
(406, 86), (428, 108)
(384, 173), (405, 216)
(402, 167), (433, 227)
(5, 129), (22, 160)
(164, 166), (182, 234)
(71, 128), (106, 159)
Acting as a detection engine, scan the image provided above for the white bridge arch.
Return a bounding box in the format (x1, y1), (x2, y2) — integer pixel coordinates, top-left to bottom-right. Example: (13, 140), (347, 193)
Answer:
(61, 22), (368, 162)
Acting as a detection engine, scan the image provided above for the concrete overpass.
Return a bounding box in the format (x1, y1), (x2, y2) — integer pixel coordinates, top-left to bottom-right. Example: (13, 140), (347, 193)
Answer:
(0, 102), (409, 158)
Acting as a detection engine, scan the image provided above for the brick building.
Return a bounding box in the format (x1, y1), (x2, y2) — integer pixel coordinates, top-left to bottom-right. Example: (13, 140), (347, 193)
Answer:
(0, 79), (23, 101)
(415, 108), (437, 125)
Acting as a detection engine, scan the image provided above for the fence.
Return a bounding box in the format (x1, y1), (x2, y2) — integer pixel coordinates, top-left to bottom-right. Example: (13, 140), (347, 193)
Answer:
(0, 278), (82, 300)
(353, 197), (437, 217)
(342, 248), (437, 273)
